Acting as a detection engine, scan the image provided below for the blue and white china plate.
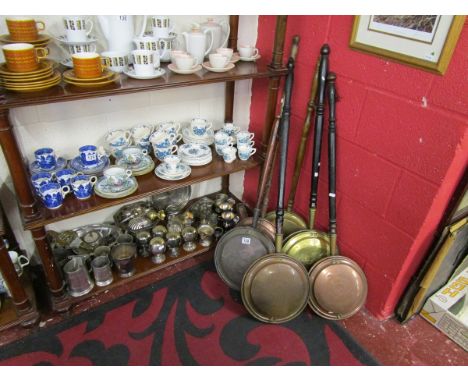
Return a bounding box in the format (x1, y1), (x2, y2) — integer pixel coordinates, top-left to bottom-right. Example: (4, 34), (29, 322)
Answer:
(70, 155), (110, 175)
(155, 162), (191, 181)
(116, 155), (155, 176)
(94, 176), (138, 199)
(182, 127), (214, 145)
(178, 143), (211, 159)
(29, 157), (67, 174)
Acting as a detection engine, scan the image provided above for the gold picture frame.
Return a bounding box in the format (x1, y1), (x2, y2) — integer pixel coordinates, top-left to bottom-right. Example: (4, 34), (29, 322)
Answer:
(350, 15), (466, 75)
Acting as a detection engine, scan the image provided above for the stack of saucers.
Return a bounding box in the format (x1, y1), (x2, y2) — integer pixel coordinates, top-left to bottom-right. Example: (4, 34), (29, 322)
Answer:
(178, 143), (212, 166)
(0, 33), (51, 48)
(62, 68), (118, 88)
(0, 60), (61, 92)
(181, 125), (214, 145)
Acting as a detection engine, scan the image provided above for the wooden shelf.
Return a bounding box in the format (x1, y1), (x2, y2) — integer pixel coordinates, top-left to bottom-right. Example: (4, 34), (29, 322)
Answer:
(0, 61), (287, 111)
(24, 152), (263, 230)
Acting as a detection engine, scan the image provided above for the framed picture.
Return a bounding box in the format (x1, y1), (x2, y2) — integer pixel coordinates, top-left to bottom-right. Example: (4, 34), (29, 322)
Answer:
(350, 15), (466, 75)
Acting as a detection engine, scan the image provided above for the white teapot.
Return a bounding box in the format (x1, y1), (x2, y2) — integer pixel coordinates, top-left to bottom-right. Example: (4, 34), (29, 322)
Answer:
(199, 18), (230, 55)
(182, 26), (214, 65)
(98, 15), (147, 55)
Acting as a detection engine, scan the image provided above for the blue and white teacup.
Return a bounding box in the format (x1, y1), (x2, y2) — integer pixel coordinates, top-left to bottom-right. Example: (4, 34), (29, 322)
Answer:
(121, 146), (149, 165)
(214, 130), (235, 146)
(55, 168), (83, 187)
(71, 175), (97, 200)
(31, 172), (54, 194)
(222, 123), (240, 136)
(236, 131), (255, 145)
(221, 146), (237, 164)
(153, 145), (178, 161)
(38, 182), (70, 210)
(79, 145), (107, 167)
(190, 118), (213, 136)
(131, 123), (154, 148)
(157, 121), (181, 137)
(106, 129), (132, 148)
(238, 145), (257, 161)
(215, 142), (234, 156)
(150, 130), (177, 149)
(164, 154), (180, 172)
(34, 147), (57, 170)
(103, 166), (133, 188)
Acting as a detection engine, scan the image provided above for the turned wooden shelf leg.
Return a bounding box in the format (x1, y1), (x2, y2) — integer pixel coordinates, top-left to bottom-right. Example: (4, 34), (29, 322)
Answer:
(31, 227), (70, 312)
(0, 110), (39, 219)
(0, 239), (39, 327)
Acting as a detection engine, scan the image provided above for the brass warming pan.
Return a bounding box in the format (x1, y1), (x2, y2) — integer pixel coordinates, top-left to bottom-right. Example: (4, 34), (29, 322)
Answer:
(241, 57), (310, 324)
(308, 73), (367, 320)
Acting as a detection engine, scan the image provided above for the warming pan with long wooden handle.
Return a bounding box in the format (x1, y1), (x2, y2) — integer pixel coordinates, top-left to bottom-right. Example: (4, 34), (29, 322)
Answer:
(241, 57), (310, 324)
(237, 35), (301, 242)
(282, 44), (331, 269)
(213, 37), (301, 291)
(308, 73), (367, 320)
(263, 57), (321, 237)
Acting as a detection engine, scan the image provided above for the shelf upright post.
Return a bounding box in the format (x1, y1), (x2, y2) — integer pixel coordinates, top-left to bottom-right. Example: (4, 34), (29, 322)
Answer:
(0, 110), (39, 219)
(222, 15), (240, 193)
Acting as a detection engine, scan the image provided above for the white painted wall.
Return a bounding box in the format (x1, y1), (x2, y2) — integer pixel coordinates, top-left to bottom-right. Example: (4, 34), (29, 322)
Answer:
(0, 15), (258, 258)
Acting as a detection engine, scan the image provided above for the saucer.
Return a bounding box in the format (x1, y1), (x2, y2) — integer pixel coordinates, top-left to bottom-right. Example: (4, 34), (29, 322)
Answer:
(94, 176), (138, 199)
(167, 63), (202, 75)
(155, 162), (191, 181)
(145, 32), (177, 41)
(63, 69), (114, 82)
(181, 126), (214, 145)
(0, 60), (54, 76)
(63, 73), (119, 87)
(53, 34), (98, 45)
(30, 157), (67, 174)
(239, 54), (261, 62)
(230, 53), (240, 63)
(60, 58), (74, 68)
(116, 155), (155, 176)
(202, 62), (235, 73)
(123, 67), (165, 80)
(0, 33), (50, 44)
(70, 155), (110, 175)
(178, 143), (211, 158)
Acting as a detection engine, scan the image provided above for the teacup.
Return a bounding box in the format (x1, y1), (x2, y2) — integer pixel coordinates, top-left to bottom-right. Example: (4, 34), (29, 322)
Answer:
(151, 16), (174, 39)
(238, 44), (259, 59)
(101, 51), (129, 73)
(222, 146), (237, 164)
(71, 174), (97, 200)
(63, 16), (94, 42)
(209, 53), (229, 69)
(174, 54), (198, 70)
(153, 145), (178, 161)
(214, 130), (235, 146)
(8, 251), (30, 276)
(236, 131), (255, 145)
(31, 171), (54, 194)
(2, 43), (48, 73)
(215, 142), (234, 156)
(131, 49), (159, 76)
(106, 129), (132, 148)
(170, 50), (188, 64)
(38, 182), (71, 210)
(156, 121), (181, 137)
(6, 17), (45, 42)
(103, 166), (133, 188)
(190, 118), (213, 136)
(222, 122), (240, 136)
(131, 123), (154, 147)
(216, 47), (233, 61)
(72, 52), (109, 79)
(34, 147), (57, 170)
(157, 39), (177, 61)
(79, 145), (107, 167)
(55, 168), (83, 187)
(238, 145), (257, 161)
(164, 154), (180, 172)
(121, 146), (149, 165)
(150, 130), (178, 148)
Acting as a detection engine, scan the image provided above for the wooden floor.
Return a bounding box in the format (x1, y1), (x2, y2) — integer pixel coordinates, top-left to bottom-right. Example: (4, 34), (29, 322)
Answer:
(0, 251), (467, 365)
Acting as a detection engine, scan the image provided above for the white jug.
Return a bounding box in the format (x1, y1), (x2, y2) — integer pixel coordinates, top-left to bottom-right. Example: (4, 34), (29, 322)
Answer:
(199, 18), (230, 54)
(98, 15), (147, 55)
(182, 26), (214, 65)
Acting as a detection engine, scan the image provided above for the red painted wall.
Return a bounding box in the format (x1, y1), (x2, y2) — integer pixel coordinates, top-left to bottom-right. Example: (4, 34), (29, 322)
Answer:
(243, 16), (468, 319)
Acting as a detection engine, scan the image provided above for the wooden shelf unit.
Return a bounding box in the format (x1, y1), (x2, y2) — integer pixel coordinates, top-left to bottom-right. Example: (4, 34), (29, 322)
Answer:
(0, 16), (289, 315)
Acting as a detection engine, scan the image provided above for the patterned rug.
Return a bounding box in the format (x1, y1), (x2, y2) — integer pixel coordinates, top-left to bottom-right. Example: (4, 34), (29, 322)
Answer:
(0, 261), (378, 365)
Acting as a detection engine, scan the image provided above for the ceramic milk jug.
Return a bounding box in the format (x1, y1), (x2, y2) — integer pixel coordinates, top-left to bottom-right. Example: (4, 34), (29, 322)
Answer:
(199, 18), (230, 54)
(98, 15), (147, 54)
(182, 26), (214, 65)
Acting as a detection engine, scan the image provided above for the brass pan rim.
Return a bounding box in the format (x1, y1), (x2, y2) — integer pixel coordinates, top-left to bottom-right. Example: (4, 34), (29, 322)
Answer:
(308, 255), (367, 320)
(241, 253), (310, 324)
(238, 217), (275, 242)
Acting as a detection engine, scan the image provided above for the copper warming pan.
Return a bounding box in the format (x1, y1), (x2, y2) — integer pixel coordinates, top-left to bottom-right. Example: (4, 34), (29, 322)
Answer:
(241, 57), (310, 324)
(308, 73), (367, 320)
